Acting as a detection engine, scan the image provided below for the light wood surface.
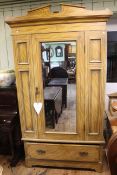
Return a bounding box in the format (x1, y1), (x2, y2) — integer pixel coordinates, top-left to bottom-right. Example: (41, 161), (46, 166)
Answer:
(6, 3), (112, 172)
(31, 31), (85, 141)
(6, 4), (112, 27)
(11, 22), (107, 36)
(13, 34), (38, 139)
(85, 30), (106, 141)
(25, 142), (100, 162)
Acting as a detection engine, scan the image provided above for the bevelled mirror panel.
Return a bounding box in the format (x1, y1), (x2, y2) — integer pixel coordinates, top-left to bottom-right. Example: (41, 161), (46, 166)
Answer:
(41, 41), (76, 133)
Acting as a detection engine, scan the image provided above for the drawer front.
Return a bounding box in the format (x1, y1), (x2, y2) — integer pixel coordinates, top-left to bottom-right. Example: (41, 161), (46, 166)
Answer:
(25, 143), (100, 162)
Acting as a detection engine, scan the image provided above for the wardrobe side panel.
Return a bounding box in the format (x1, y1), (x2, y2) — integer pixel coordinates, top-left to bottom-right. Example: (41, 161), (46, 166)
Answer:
(85, 31), (106, 141)
(13, 35), (38, 139)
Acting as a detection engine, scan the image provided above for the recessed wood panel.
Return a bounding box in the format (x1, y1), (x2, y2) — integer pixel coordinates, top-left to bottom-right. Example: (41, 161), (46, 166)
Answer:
(85, 31), (106, 141)
(88, 69), (100, 134)
(90, 39), (101, 62)
(14, 35), (38, 139)
(17, 42), (28, 64)
(20, 71), (33, 131)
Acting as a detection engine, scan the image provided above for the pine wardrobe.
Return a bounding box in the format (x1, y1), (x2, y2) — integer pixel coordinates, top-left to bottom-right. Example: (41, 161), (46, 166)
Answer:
(6, 4), (112, 172)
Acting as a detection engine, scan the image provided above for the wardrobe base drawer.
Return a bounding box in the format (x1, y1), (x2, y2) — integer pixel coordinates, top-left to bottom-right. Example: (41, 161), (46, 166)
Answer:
(25, 142), (102, 162)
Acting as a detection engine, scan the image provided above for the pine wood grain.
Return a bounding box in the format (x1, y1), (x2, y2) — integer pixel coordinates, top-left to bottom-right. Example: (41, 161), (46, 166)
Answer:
(6, 4), (112, 28)
(6, 3), (112, 172)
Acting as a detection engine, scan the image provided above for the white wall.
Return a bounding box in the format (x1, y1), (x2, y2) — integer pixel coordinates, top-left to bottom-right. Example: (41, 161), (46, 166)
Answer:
(107, 18), (117, 31)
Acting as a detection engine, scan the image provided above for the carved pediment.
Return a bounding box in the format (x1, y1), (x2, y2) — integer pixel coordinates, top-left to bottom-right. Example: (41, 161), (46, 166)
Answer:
(5, 3), (112, 27)
(27, 4), (112, 18)
(27, 4), (51, 16)
(27, 4), (86, 17)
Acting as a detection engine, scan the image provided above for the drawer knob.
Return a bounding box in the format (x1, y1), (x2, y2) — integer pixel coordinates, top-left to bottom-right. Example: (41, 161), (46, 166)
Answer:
(37, 149), (46, 155)
(79, 152), (88, 156)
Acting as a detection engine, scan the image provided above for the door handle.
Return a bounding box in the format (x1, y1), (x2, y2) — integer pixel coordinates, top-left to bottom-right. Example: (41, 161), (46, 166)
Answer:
(35, 87), (40, 96)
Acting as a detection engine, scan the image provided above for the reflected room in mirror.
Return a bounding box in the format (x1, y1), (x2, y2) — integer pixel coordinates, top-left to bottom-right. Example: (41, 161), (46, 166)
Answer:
(41, 41), (76, 133)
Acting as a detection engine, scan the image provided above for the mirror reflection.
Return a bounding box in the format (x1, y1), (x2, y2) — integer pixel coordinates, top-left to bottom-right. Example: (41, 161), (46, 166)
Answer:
(41, 41), (76, 132)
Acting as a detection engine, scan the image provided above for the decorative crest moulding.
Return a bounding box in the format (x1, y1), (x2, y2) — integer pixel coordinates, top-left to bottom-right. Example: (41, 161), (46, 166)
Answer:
(5, 3), (113, 27)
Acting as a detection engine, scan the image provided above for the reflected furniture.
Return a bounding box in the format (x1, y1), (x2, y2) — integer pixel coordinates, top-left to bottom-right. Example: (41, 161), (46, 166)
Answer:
(48, 78), (68, 108)
(0, 85), (23, 166)
(67, 55), (76, 83)
(44, 86), (62, 128)
(48, 67), (68, 79)
(6, 4), (112, 172)
(67, 68), (76, 83)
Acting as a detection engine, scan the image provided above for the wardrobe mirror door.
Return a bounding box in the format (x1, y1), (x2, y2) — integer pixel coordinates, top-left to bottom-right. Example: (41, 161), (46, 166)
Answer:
(41, 41), (77, 133)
